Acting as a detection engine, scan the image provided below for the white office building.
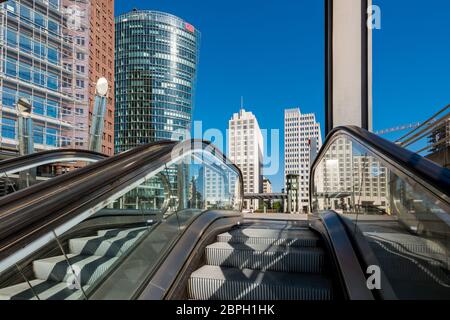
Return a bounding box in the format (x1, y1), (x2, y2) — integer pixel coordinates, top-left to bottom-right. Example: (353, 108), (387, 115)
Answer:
(284, 108), (322, 213)
(228, 109), (263, 210)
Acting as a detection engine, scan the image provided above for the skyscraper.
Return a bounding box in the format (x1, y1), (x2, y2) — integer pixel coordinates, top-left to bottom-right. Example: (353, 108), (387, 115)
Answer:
(0, 0), (89, 159)
(114, 10), (200, 153)
(228, 109), (263, 210)
(284, 108), (322, 213)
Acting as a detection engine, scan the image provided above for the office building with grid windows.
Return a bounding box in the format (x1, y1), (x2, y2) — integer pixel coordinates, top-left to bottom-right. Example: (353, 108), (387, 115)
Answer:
(228, 109), (264, 210)
(114, 10), (200, 153)
(284, 108), (322, 213)
(0, 0), (89, 159)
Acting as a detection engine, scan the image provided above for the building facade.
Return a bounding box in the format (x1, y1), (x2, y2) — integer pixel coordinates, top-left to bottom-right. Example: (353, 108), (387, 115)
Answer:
(263, 177), (272, 194)
(284, 108), (322, 213)
(114, 10), (200, 153)
(0, 0), (115, 159)
(86, 0), (114, 156)
(228, 109), (263, 210)
(312, 136), (389, 214)
(0, 0), (89, 159)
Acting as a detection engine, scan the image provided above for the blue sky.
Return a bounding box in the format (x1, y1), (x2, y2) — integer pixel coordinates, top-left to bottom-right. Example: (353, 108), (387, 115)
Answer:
(115, 0), (450, 192)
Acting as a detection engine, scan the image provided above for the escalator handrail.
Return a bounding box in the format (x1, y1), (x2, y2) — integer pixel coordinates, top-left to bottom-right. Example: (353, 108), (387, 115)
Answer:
(0, 149), (107, 177)
(311, 126), (450, 203)
(0, 140), (243, 265)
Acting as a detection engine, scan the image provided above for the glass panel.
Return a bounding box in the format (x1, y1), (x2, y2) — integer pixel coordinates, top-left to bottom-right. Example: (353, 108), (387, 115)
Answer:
(18, 63), (31, 81)
(312, 134), (450, 299)
(47, 100), (58, 118)
(6, 29), (17, 47)
(33, 125), (44, 144)
(1, 118), (16, 139)
(6, 59), (17, 77)
(19, 35), (32, 52)
(34, 12), (46, 28)
(2, 88), (16, 109)
(48, 47), (59, 65)
(19, 5), (32, 21)
(48, 19), (59, 35)
(33, 97), (45, 115)
(46, 128), (58, 147)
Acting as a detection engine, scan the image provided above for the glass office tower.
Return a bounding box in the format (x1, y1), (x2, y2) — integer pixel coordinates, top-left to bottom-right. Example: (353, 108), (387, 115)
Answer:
(115, 10), (200, 153)
(0, 0), (89, 159)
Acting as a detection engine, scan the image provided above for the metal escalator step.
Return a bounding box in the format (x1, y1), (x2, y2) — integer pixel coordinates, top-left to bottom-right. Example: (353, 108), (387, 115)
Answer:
(97, 226), (148, 238)
(217, 228), (321, 247)
(69, 228), (146, 257)
(205, 242), (326, 273)
(188, 266), (332, 300)
(0, 279), (89, 300)
(33, 254), (118, 286)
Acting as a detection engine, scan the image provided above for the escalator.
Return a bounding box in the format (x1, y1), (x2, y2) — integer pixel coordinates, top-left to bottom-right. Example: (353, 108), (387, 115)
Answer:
(0, 149), (106, 197)
(187, 220), (333, 300)
(0, 127), (448, 300)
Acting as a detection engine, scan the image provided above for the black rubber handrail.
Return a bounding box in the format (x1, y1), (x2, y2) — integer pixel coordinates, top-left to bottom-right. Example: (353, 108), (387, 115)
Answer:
(0, 149), (107, 176)
(0, 140), (243, 262)
(311, 126), (450, 202)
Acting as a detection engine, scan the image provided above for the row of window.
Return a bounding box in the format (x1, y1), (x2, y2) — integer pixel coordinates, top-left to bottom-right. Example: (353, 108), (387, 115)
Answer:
(6, 28), (61, 65)
(5, 1), (61, 35)
(1, 117), (60, 146)
(2, 87), (61, 118)
(5, 58), (60, 90)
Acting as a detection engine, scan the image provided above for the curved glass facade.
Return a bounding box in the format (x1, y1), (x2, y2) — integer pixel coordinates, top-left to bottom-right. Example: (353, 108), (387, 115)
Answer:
(114, 10), (200, 153)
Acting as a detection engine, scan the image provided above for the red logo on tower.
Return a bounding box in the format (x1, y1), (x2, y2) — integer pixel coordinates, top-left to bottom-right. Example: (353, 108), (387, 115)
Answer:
(185, 23), (195, 33)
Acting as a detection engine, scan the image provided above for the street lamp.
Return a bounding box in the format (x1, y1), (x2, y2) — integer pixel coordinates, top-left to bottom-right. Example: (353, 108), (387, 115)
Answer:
(89, 77), (109, 153)
(16, 97), (35, 188)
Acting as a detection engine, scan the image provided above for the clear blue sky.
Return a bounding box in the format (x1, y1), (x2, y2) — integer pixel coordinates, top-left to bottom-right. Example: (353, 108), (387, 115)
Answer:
(115, 0), (450, 192)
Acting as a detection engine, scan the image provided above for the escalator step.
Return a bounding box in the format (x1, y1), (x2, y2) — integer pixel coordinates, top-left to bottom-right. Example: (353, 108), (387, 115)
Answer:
(188, 265), (332, 300)
(33, 254), (118, 286)
(205, 242), (326, 273)
(0, 279), (89, 300)
(217, 228), (321, 248)
(69, 228), (147, 257)
(97, 226), (148, 238)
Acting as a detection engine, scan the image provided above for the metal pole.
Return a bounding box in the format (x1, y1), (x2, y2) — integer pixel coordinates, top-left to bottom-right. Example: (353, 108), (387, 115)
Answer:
(88, 78), (109, 153)
(17, 98), (35, 188)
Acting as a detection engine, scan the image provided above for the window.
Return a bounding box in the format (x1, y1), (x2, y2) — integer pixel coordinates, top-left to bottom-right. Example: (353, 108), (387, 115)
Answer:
(33, 97), (45, 115)
(20, 5), (32, 21)
(1, 118), (16, 139)
(6, 29), (17, 47)
(34, 12), (46, 28)
(76, 79), (85, 88)
(47, 100), (59, 118)
(46, 128), (58, 147)
(6, 58), (17, 77)
(2, 87), (16, 109)
(19, 34), (32, 52)
(48, 19), (59, 34)
(19, 63), (32, 81)
(76, 52), (85, 60)
(48, 47), (59, 64)
(35, 69), (47, 87)
(49, 0), (59, 9)
(33, 126), (44, 144)
(76, 65), (85, 73)
(33, 41), (45, 57)
(47, 74), (59, 90)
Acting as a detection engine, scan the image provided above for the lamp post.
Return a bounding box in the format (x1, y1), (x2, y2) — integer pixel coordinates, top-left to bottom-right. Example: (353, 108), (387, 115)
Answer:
(89, 77), (109, 153)
(17, 97), (35, 188)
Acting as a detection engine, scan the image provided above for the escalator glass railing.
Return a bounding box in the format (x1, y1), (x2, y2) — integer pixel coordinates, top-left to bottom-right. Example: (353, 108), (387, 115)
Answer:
(0, 141), (242, 300)
(0, 149), (106, 198)
(311, 127), (450, 300)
